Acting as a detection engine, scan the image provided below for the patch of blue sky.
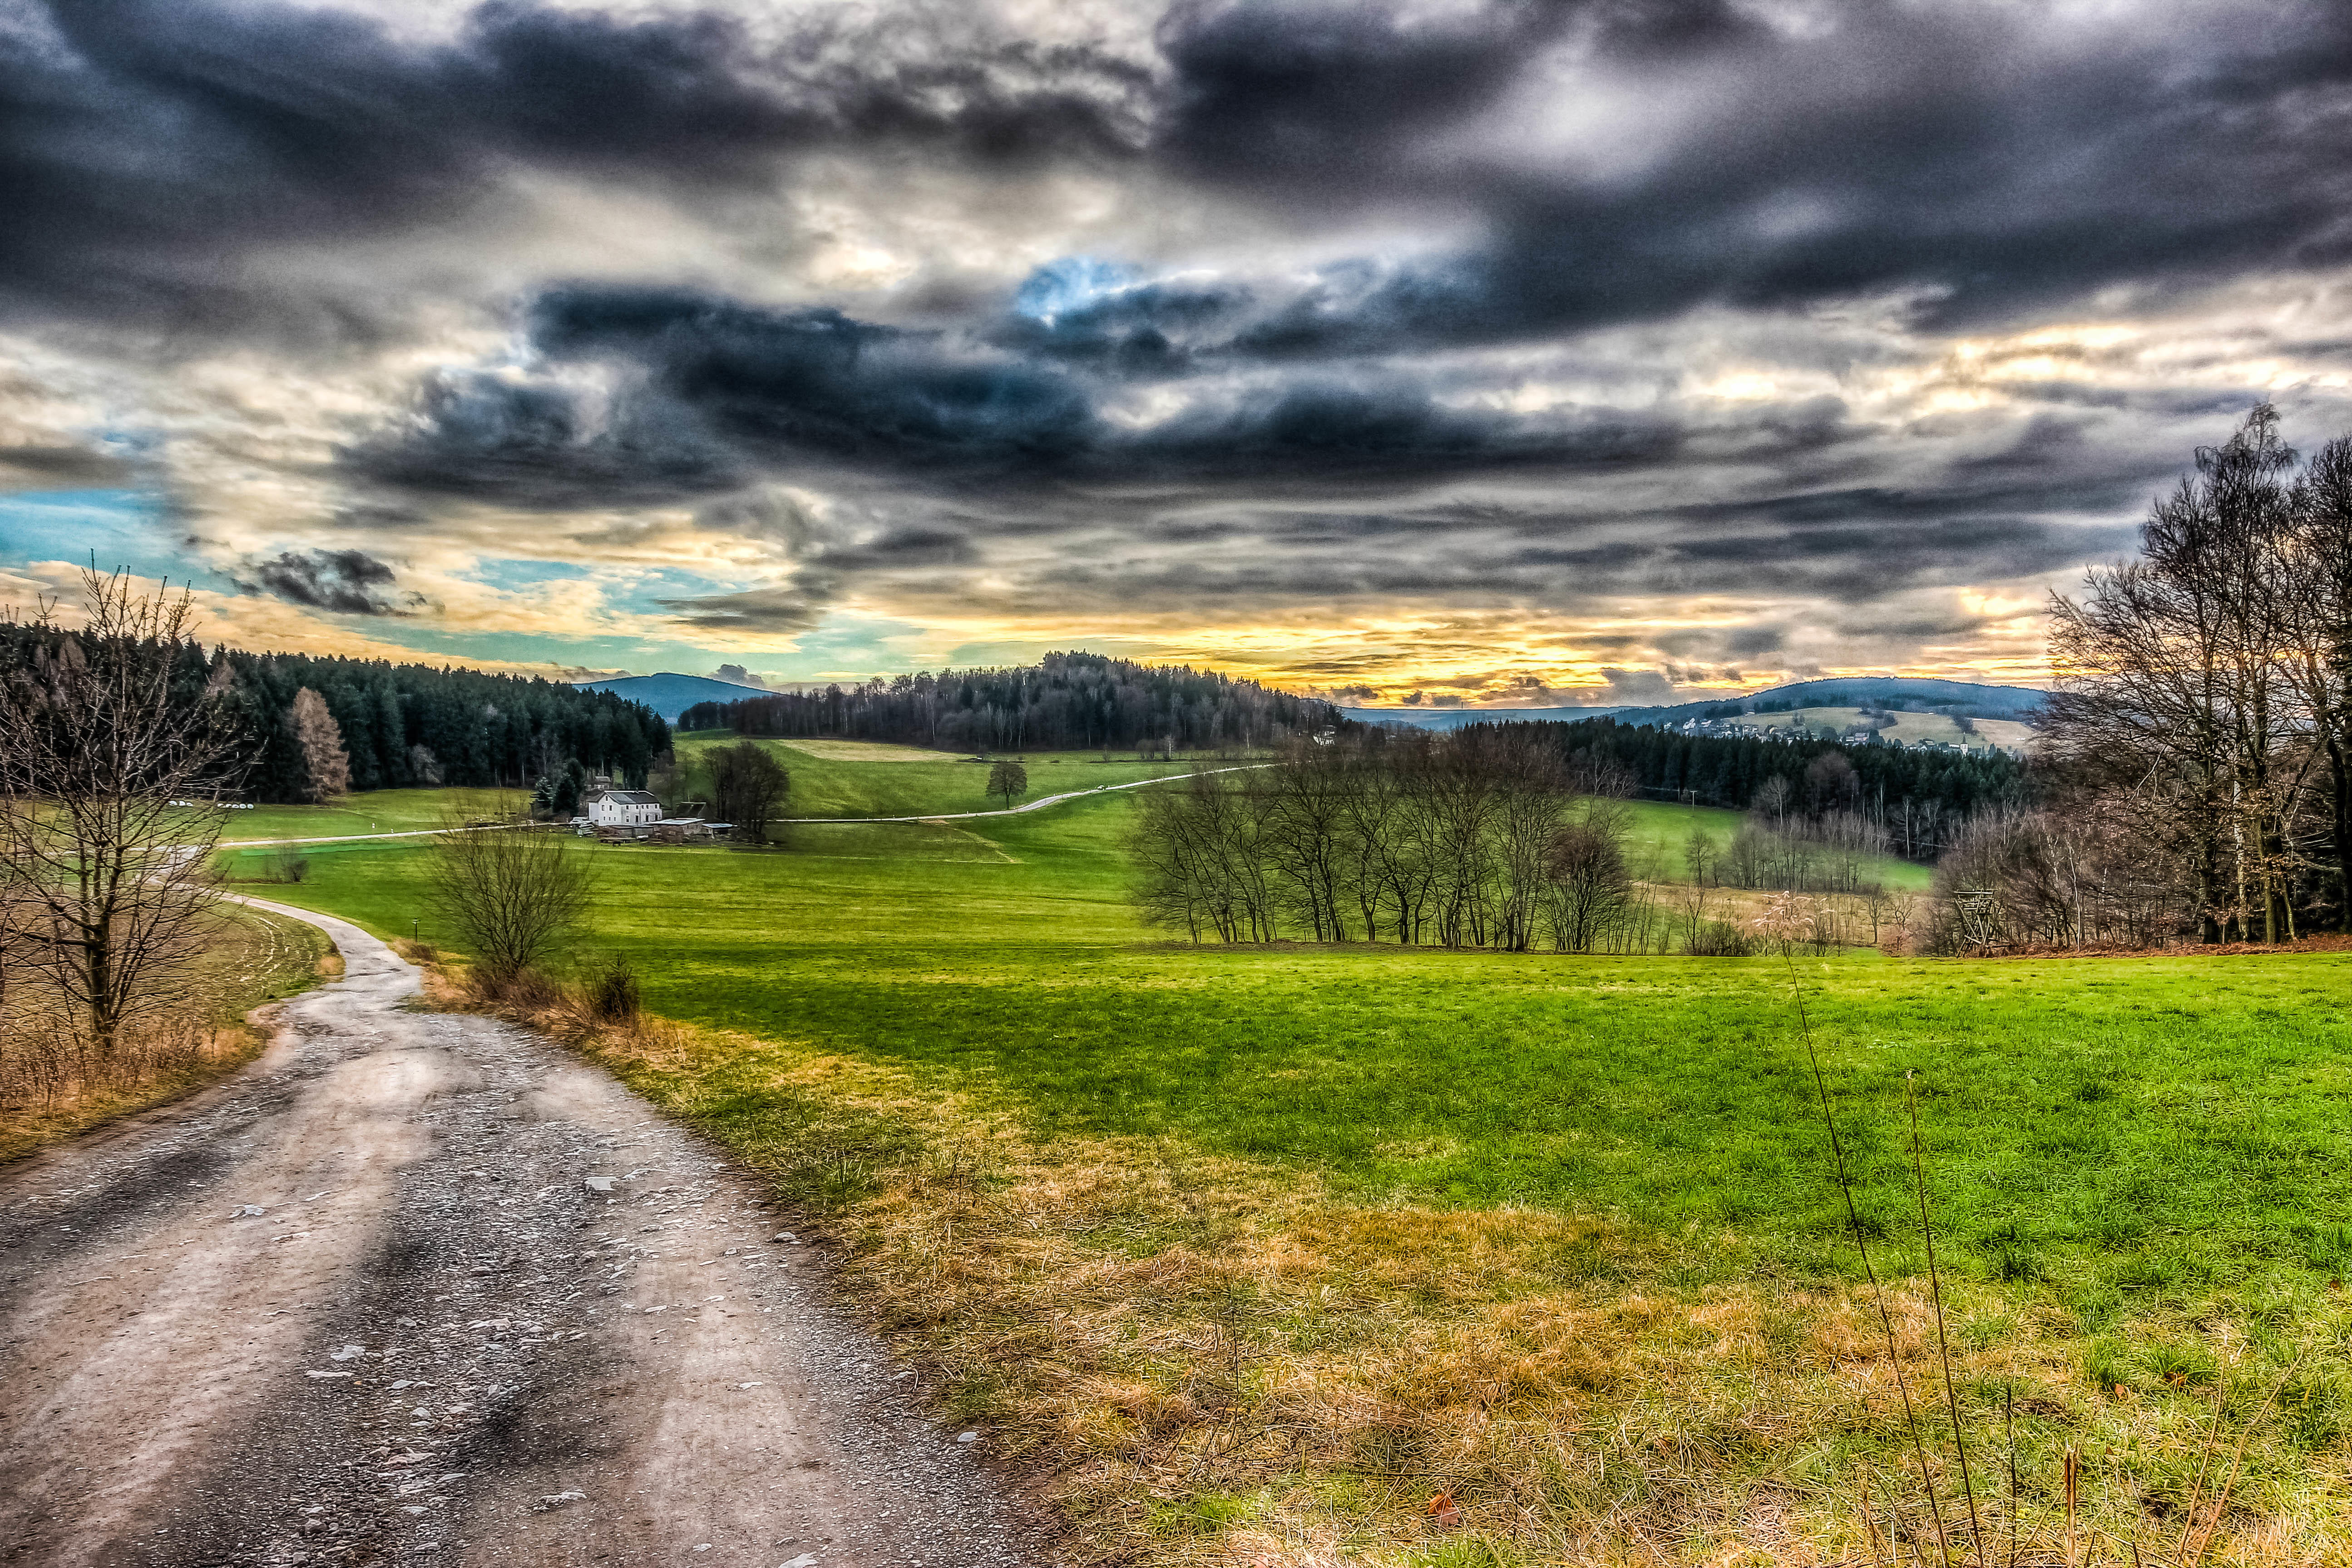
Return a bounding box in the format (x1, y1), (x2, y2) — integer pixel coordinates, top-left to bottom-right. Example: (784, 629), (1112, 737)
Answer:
(607, 565), (742, 607)
(1012, 256), (1136, 323)
(0, 489), (217, 587)
(469, 555), (594, 589)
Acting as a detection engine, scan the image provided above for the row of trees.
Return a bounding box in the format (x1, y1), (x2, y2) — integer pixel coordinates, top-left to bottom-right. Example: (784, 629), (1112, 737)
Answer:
(1132, 732), (1669, 952)
(679, 651), (1336, 754)
(1973, 405), (2352, 945)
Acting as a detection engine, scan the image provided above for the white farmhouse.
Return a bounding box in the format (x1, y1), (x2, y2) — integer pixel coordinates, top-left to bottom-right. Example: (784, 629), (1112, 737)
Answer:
(581, 788), (662, 829)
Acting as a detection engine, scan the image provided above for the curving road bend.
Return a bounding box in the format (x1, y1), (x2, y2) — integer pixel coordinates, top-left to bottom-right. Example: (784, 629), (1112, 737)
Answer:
(0, 900), (1048, 1568)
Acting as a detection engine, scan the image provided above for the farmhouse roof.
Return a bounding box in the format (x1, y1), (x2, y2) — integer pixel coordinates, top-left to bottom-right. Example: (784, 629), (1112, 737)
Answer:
(586, 789), (661, 805)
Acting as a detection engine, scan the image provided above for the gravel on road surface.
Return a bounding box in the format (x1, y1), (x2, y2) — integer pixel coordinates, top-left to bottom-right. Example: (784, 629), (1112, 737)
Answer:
(0, 900), (1053, 1568)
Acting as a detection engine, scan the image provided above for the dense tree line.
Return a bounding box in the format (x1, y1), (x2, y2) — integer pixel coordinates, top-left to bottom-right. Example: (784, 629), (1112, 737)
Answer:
(226, 652), (668, 801)
(679, 651), (1335, 754)
(0, 626), (669, 803)
(1469, 717), (2023, 860)
(1959, 405), (2352, 946)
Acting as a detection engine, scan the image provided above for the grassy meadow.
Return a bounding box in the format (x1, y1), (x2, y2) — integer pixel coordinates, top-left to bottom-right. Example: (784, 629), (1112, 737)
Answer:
(671, 729), (1209, 818)
(217, 759), (2352, 1565)
(211, 786), (516, 843)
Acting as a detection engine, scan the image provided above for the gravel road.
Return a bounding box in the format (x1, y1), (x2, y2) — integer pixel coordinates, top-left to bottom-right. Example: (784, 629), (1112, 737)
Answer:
(0, 900), (1052, 1568)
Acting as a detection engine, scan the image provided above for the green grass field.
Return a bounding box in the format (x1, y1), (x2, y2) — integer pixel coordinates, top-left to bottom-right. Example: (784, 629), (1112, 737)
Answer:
(222, 767), (2352, 1562)
(211, 787), (516, 843)
(672, 730), (1213, 818)
(245, 792), (2350, 1287)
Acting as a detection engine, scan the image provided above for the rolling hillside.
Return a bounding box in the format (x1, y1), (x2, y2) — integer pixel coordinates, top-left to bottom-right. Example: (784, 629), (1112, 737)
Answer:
(1335, 702), (1635, 730)
(1344, 676), (2042, 732)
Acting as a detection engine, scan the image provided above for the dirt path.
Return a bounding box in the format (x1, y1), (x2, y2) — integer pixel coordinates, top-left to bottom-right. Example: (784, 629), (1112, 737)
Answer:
(0, 901), (1052, 1568)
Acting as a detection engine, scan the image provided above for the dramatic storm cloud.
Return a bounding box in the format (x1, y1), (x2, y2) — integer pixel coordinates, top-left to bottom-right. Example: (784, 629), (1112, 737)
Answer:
(3, 0), (2348, 699)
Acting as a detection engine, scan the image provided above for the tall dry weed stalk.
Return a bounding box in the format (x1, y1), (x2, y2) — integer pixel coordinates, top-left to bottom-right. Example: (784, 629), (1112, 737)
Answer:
(1772, 945), (1952, 1563)
(1908, 1069), (1986, 1564)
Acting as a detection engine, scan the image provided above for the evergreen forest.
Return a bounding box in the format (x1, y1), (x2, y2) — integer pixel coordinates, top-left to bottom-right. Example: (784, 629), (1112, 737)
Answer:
(0, 624), (669, 803)
(678, 651), (1337, 754)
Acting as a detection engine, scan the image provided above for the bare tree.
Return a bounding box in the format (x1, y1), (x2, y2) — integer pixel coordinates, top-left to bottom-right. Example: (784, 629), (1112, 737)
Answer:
(2045, 405), (2309, 941)
(1861, 883), (1897, 948)
(1130, 769), (1281, 942)
(708, 741), (790, 844)
(987, 758), (1029, 810)
(0, 568), (246, 1053)
(289, 686), (351, 801)
(421, 814), (592, 985)
(1683, 826), (1719, 887)
(1542, 798), (1636, 954)
(2286, 435), (2352, 926)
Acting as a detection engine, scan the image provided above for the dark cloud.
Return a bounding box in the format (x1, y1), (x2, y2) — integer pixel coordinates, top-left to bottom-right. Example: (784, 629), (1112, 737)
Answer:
(654, 583), (830, 633)
(1600, 668), (1676, 704)
(353, 365), (747, 506)
(238, 547), (418, 614)
(0, 442), (132, 487)
(10, 0), (2345, 351)
(349, 284), (1706, 504)
(0, 0), (1146, 335)
(10, 0), (2352, 666)
(1152, 0), (2352, 338)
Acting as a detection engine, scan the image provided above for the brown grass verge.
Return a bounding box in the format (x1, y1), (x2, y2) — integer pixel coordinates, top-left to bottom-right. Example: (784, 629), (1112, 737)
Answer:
(0, 1020), (275, 1164)
(446, 963), (2352, 1567)
(0, 909), (339, 1164)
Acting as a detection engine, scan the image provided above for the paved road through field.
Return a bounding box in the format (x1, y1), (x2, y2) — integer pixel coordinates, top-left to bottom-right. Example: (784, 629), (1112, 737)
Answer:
(0, 900), (1048, 1568)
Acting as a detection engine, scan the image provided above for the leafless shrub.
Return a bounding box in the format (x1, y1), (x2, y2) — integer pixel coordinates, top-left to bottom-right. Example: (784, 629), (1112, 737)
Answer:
(583, 953), (642, 1024)
(1543, 799), (1637, 953)
(1926, 804), (2183, 953)
(1684, 919), (1758, 957)
(421, 814), (592, 985)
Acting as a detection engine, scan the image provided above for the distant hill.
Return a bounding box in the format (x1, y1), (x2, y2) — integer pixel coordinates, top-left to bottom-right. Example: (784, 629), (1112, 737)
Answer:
(1344, 677), (2044, 733)
(573, 671), (769, 722)
(1338, 704), (1634, 731)
(677, 651), (1330, 752)
(1611, 676), (2045, 729)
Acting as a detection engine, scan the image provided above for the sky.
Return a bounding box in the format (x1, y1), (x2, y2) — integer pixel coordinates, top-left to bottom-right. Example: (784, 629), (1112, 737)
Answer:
(1, 0), (2348, 708)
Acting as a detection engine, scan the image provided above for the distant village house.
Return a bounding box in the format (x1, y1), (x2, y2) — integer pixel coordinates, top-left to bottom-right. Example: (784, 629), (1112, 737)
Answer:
(581, 786), (662, 828)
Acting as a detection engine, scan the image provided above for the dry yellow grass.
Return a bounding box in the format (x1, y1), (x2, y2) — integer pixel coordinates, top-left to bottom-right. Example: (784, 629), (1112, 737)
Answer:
(446, 994), (2352, 1568)
(0, 909), (336, 1164)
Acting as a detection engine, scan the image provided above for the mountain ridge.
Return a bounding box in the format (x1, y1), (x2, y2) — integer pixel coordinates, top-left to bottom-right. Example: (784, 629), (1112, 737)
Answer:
(573, 671), (770, 722)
